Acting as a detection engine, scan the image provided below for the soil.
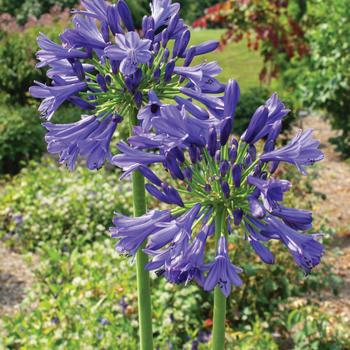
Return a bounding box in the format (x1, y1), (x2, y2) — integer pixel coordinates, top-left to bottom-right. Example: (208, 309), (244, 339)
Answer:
(0, 243), (35, 318)
(294, 115), (350, 325)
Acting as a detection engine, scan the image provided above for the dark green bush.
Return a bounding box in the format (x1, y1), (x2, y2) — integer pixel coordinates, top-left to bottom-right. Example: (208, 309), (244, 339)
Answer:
(0, 103), (81, 174)
(0, 23), (66, 104)
(0, 104), (45, 174)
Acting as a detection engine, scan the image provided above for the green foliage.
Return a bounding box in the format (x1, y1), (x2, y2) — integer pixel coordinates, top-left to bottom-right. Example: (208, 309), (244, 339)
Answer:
(0, 103), (81, 174)
(0, 24), (64, 104)
(0, 28), (44, 104)
(177, 0), (220, 24)
(0, 158), (133, 251)
(286, 306), (350, 350)
(281, 0), (350, 156)
(1, 240), (205, 350)
(0, 104), (45, 174)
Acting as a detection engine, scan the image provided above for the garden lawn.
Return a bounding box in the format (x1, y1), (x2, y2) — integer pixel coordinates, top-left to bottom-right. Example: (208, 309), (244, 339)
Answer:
(190, 29), (263, 92)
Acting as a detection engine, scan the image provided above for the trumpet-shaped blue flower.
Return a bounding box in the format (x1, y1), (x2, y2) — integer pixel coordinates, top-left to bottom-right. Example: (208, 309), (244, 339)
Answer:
(203, 236), (243, 297)
(110, 210), (172, 255)
(264, 216), (323, 274)
(30, 79), (87, 120)
(44, 114), (120, 170)
(104, 32), (152, 75)
(261, 129), (324, 174)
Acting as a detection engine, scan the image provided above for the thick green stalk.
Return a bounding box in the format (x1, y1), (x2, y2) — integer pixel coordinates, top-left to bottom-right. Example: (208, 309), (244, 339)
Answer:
(212, 206), (226, 350)
(129, 109), (154, 350)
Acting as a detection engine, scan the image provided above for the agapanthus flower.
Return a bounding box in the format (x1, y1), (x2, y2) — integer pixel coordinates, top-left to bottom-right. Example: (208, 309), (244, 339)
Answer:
(203, 236), (243, 296)
(261, 129), (324, 174)
(30, 0), (221, 170)
(112, 79), (324, 296)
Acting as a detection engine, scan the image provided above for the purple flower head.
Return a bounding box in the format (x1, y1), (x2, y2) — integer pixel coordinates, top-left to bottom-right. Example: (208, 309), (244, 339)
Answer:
(30, 80), (87, 120)
(265, 216), (323, 274)
(261, 129), (324, 174)
(32, 0), (228, 175)
(204, 236), (243, 297)
(104, 32), (152, 75)
(111, 210), (172, 255)
(44, 114), (119, 170)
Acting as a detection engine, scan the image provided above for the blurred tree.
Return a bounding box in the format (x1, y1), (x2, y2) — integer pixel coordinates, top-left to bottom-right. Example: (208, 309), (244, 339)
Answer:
(193, 0), (309, 82)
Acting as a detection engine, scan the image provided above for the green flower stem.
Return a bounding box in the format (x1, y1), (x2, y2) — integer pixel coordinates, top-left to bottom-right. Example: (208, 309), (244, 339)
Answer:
(129, 108), (154, 350)
(212, 205), (227, 350)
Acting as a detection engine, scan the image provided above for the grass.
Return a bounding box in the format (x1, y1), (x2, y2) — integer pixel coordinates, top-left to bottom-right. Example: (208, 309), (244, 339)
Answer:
(189, 29), (263, 92)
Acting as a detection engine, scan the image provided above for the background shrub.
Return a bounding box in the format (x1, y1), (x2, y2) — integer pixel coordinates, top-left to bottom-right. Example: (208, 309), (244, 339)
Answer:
(0, 104), (45, 174)
(280, 0), (350, 157)
(0, 23), (67, 104)
(0, 104), (82, 174)
(0, 158), (133, 251)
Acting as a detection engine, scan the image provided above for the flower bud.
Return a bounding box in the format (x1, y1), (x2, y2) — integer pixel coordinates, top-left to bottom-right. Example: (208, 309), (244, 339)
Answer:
(107, 5), (123, 35)
(208, 127), (217, 157)
(221, 181), (230, 198)
(220, 117), (233, 146)
(164, 60), (175, 82)
(224, 79), (240, 118)
(232, 164), (242, 188)
(96, 74), (107, 92)
(117, 0), (134, 31)
(233, 208), (243, 226)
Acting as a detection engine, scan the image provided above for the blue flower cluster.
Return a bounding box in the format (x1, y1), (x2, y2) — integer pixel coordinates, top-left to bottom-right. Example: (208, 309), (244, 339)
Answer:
(30, 0), (325, 297)
(112, 79), (324, 296)
(30, 0), (221, 170)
